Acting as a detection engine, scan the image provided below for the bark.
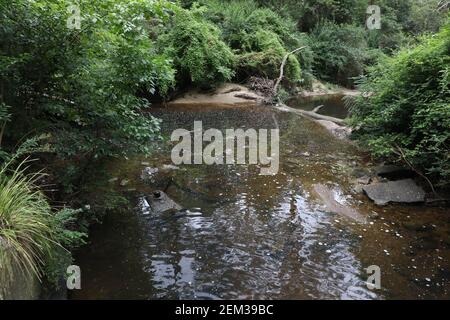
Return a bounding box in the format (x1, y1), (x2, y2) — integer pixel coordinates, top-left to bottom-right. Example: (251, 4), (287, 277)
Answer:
(273, 47), (305, 96)
(275, 103), (346, 126)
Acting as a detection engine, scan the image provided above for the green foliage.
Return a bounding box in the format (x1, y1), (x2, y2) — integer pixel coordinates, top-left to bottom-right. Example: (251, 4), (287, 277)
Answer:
(43, 207), (87, 286)
(158, 6), (236, 88)
(350, 21), (450, 186)
(0, 0), (175, 162)
(256, 0), (369, 32)
(0, 158), (86, 287)
(200, 0), (313, 86)
(0, 161), (54, 282)
(310, 22), (381, 87)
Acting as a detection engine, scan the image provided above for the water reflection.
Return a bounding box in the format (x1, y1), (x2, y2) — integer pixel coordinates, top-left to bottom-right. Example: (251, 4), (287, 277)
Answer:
(70, 104), (449, 300)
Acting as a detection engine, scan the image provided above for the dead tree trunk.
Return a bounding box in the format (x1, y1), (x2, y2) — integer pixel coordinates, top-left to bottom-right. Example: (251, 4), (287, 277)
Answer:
(273, 47), (305, 98)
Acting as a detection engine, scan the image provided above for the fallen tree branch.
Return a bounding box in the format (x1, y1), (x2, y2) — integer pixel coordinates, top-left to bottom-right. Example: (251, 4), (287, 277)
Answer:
(275, 103), (345, 125)
(312, 105), (324, 113)
(273, 47), (306, 97)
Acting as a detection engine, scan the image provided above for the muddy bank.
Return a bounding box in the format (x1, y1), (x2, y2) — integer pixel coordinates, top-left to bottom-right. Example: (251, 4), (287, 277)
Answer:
(169, 83), (265, 106)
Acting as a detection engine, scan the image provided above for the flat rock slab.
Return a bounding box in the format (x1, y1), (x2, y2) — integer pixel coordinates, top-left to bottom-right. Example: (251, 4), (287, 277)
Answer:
(146, 191), (182, 214)
(363, 179), (426, 205)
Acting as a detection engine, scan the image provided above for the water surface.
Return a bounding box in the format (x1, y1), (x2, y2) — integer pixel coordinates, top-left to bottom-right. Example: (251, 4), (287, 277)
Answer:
(70, 103), (450, 300)
(286, 94), (349, 119)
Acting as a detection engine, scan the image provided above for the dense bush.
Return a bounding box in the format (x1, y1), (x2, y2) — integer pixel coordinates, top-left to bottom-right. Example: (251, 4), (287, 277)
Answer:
(309, 22), (381, 87)
(0, 0), (179, 190)
(255, 0), (368, 32)
(157, 6), (236, 88)
(350, 21), (450, 187)
(0, 0), (175, 161)
(200, 0), (313, 86)
(0, 0), (176, 284)
(0, 158), (86, 288)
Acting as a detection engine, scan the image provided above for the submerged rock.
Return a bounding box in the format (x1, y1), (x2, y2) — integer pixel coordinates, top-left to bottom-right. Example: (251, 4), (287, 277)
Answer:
(351, 167), (371, 179)
(363, 179), (426, 206)
(145, 191), (182, 215)
(315, 120), (352, 140)
(313, 184), (366, 223)
(162, 164), (180, 171)
(357, 176), (371, 185)
(141, 167), (159, 179)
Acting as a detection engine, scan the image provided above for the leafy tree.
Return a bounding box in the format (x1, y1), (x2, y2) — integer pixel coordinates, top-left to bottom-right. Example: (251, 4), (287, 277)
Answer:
(157, 5), (236, 88)
(0, 0), (176, 187)
(309, 21), (380, 86)
(350, 20), (450, 187)
(200, 0), (313, 86)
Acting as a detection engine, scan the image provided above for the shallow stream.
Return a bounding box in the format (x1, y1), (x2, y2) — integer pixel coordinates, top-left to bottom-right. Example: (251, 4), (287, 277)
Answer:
(70, 101), (450, 300)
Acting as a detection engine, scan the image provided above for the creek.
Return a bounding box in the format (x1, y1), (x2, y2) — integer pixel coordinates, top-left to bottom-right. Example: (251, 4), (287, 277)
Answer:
(70, 98), (450, 300)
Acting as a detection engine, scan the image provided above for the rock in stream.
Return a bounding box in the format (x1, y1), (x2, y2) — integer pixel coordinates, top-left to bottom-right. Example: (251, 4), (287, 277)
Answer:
(363, 179), (426, 206)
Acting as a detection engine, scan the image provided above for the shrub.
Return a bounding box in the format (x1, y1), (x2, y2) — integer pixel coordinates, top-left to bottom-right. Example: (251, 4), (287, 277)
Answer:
(157, 6), (236, 88)
(0, 0), (181, 192)
(0, 159), (86, 287)
(200, 0), (313, 86)
(309, 22), (381, 87)
(349, 21), (450, 187)
(0, 0), (176, 168)
(254, 0), (368, 32)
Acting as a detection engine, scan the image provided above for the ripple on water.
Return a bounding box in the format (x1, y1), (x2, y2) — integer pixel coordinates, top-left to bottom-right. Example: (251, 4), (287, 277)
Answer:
(70, 104), (448, 300)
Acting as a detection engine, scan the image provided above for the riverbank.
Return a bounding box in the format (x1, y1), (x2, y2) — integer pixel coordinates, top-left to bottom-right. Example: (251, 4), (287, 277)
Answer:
(168, 83), (265, 106)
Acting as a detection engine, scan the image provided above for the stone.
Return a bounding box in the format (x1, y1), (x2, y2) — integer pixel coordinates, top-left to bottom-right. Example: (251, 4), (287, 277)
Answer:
(357, 176), (371, 185)
(352, 184), (364, 195)
(352, 167), (370, 178)
(363, 179), (426, 205)
(146, 190), (182, 215)
(369, 212), (380, 220)
(141, 167), (159, 179)
(301, 152), (311, 157)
